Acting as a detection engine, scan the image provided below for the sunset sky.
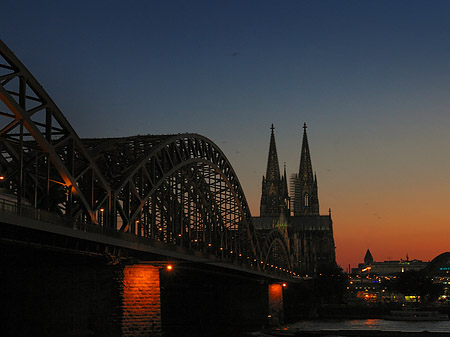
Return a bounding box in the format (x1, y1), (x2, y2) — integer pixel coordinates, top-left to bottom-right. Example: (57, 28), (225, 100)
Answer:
(2, 1), (449, 269)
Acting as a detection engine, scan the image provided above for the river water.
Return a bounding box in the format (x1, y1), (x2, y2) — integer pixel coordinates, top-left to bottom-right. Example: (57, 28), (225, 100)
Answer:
(274, 319), (450, 334)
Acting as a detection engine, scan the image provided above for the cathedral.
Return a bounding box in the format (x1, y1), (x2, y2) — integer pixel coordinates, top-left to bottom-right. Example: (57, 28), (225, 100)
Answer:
(253, 123), (336, 275)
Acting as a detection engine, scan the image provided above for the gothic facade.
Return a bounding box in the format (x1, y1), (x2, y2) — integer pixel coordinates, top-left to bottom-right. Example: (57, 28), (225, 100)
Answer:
(254, 124), (336, 276)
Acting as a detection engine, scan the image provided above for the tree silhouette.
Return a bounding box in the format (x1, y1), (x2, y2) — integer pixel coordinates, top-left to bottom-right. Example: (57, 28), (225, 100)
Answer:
(391, 270), (442, 303)
(314, 263), (347, 303)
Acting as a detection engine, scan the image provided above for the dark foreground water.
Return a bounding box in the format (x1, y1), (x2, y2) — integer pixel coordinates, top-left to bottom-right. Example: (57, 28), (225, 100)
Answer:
(269, 319), (450, 335)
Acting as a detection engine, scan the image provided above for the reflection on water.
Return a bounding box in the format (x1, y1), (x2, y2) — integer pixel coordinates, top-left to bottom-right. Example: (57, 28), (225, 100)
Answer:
(359, 318), (379, 328)
(283, 319), (450, 333)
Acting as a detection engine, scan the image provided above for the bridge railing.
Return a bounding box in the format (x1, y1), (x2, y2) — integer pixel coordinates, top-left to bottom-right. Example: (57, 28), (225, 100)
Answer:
(0, 197), (157, 243)
(0, 198), (269, 274)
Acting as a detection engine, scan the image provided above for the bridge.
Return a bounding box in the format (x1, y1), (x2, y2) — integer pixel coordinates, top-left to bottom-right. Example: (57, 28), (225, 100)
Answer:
(0, 39), (300, 336)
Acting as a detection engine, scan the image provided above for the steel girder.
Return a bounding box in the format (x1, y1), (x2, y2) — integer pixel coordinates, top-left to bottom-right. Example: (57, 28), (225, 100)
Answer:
(0, 39), (110, 223)
(84, 134), (261, 266)
(0, 38), (292, 271)
(261, 229), (293, 275)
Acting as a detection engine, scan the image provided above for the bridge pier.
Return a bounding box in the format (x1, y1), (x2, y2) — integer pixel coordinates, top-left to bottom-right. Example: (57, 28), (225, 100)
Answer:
(118, 262), (279, 336)
(118, 264), (162, 337)
(0, 234), (292, 337)
(268, 283), (285, 326)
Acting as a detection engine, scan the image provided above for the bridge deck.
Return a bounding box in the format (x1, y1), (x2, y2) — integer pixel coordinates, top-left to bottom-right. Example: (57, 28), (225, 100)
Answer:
(0, 198), (299, 283)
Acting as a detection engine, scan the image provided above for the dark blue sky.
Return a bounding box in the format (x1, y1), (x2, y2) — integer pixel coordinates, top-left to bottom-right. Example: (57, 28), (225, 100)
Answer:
(2, 0), (450, 267)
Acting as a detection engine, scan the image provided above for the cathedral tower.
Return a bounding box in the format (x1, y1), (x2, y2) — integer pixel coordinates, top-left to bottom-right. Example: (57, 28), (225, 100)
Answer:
(260, 124), (289, 217)
(292, 123), (319, 216)
(254, 123), (336, 275)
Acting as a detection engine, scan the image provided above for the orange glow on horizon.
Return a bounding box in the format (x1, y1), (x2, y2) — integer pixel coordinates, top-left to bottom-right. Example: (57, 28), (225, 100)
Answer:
(243, 177), (450, 270)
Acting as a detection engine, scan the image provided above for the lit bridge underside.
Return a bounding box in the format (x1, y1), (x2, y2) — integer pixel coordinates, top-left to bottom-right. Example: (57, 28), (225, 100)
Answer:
(0, 39), (296, 280)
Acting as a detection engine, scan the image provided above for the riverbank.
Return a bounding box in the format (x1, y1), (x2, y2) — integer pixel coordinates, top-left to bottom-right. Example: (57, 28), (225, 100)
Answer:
(285, 304), (450, 321)
(265, 329), (450, 337)
(259, 318), (450, 337)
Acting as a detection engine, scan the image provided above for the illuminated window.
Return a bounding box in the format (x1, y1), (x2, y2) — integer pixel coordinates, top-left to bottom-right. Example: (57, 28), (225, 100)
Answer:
(304, 193), (309, 207)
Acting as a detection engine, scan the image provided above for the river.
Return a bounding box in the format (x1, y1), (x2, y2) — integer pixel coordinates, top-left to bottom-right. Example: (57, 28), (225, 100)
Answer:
(255, 319), (450, 336)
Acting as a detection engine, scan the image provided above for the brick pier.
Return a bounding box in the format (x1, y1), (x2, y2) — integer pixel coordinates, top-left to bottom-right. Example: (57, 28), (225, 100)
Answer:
(119, 264), (162, 337)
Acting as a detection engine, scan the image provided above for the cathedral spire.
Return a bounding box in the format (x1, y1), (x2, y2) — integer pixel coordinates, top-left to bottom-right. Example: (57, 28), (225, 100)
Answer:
(293, 122), (319, 216)
(260, 124), (288, 217)
(266, 124), (280, 181)
(299, 123), (314, 182)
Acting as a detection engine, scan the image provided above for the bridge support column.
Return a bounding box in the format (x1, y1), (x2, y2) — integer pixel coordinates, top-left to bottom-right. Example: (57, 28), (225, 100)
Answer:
(119, 264), (162, 337)
(268, 283), (284, 326)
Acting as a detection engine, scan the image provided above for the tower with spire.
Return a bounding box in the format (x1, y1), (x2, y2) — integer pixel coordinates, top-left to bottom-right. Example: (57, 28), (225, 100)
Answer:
(292, 123), (319, 216)
(260, 124), (289, 217)
(254, 122), (336, 276)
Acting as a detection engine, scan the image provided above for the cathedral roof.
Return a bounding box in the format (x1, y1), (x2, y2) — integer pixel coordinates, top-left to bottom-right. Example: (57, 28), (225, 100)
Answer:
(253, 215), (333, 231)
(290, 215), (332, 231)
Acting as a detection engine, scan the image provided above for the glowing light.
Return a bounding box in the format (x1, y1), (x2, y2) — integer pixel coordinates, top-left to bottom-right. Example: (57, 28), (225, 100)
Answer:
(282, 283), (287, 287)
(122, 264), (161, 334)
(100, 208), (104, 212)
(166, 265), (173, 271)
(0, 176), (4, 180)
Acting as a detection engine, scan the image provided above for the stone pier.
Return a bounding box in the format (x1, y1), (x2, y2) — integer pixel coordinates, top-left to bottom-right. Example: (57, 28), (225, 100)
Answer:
(119, 264), (162, 337)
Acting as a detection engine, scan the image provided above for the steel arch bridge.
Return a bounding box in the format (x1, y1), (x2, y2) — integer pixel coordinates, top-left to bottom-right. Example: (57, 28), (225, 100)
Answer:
(0, 39), (293, 276)
(261, 229), (293, 273)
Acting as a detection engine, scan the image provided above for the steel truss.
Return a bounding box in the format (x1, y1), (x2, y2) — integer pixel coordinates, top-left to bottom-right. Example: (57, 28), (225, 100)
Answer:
(0, 39), (110, 223)
(82, 134), (260, 265)
(260, 229), (293, 274)
(0, 39), (296, 274)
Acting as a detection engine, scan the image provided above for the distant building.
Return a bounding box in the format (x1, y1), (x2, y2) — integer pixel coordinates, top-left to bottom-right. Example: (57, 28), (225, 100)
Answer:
(348, 250), (428, 304)
(347, 251), (450, 305)
(424, 252), (450, 303)
(351, 249), (428, 276)
(424, 252), (450, 276)
(253, 124), (336, 275)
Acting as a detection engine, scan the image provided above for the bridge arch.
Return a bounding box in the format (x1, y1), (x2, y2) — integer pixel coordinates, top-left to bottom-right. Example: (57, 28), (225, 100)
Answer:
(0, 39), (110, 222)
(85, 134), (261, 265)
(0, 39), (300, 273)
(261, 229), (293, 274)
